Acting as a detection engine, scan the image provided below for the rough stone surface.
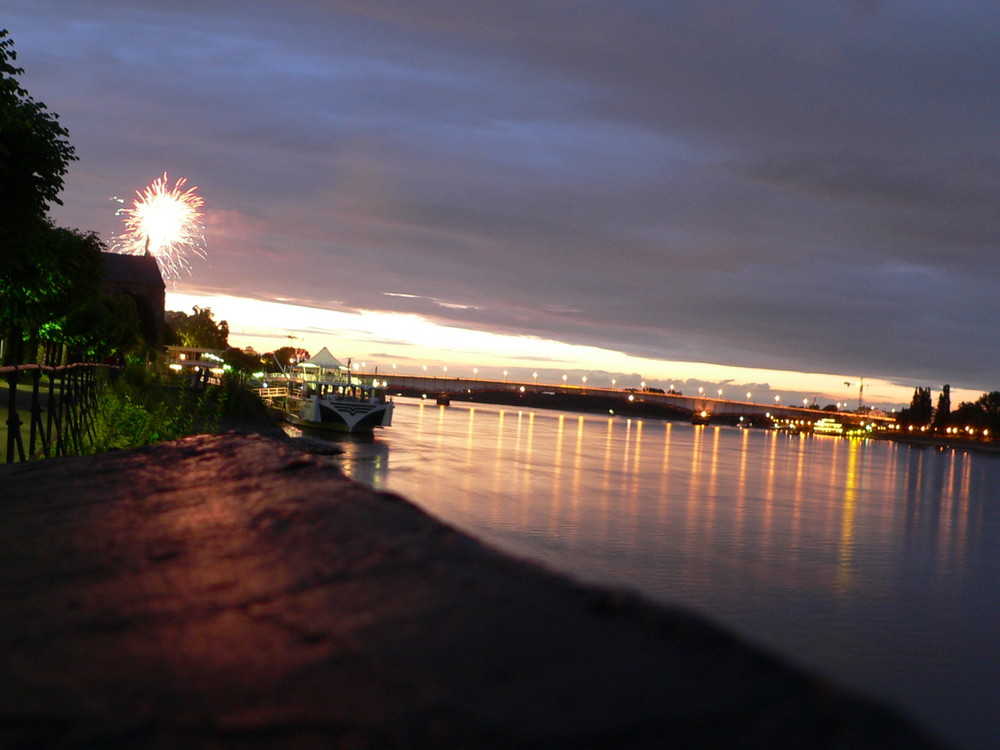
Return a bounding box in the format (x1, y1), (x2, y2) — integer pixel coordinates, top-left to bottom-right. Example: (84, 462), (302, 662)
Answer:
(0, 432), (947, 748)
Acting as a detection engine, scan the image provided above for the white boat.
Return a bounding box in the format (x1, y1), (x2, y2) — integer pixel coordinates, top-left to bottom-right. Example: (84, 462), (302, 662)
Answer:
(258, 347), (394, 433)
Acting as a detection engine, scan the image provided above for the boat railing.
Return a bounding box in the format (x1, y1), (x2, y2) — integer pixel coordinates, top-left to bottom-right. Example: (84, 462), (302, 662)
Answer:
(254, 386), (289, 402)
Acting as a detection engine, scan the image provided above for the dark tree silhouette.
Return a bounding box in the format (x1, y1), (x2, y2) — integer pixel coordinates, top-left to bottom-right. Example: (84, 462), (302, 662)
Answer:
(933, 384), (951, 429)
(899, 387), (933, 426)
(1, 29), (79, 363)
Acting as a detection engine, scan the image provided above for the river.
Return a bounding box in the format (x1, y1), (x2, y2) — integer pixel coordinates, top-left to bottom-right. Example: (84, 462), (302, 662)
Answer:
(297, 397), (999, 750)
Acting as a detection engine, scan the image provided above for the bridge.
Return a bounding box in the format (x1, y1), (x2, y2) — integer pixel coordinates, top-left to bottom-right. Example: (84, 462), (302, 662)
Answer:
(362, 373), (894, 428)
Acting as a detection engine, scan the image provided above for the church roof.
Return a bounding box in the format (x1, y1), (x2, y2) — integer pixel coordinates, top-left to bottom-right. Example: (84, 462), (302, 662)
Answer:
(101, 252), (165, 288)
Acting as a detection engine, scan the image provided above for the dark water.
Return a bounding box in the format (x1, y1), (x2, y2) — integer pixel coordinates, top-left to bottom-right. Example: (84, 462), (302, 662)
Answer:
(304, 397), (1000, 749)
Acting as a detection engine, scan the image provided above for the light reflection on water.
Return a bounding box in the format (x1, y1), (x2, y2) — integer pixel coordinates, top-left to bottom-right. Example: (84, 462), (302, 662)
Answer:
(328, 398), (999, 750)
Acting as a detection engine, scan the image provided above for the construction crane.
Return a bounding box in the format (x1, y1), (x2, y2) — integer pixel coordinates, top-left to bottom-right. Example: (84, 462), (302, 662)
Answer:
(844, 378), (864, 412)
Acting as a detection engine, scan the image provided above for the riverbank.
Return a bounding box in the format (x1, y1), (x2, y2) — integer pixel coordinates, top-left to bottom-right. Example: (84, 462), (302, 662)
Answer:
(874, 431), (1000, 456)
(0, 432), (947, 748)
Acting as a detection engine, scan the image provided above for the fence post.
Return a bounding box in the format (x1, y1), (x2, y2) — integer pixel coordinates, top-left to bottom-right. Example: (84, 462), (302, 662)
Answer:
(53, 367), (68, 458)
(5, 367), (26, 463)
(28, 366), (46, 459)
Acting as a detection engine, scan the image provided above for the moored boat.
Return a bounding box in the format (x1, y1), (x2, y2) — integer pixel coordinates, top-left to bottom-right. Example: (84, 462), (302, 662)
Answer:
(257, 347), (393, 433)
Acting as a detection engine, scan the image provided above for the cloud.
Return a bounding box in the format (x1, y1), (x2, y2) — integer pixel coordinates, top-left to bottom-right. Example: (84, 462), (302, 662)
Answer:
(7, 0), (1000, 393)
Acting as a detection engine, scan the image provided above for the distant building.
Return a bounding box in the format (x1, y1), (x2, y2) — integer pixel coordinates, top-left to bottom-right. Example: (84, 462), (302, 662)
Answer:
(101, 252), (166, 346)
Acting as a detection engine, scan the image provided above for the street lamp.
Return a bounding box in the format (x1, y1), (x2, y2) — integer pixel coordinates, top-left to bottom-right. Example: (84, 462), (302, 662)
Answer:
(562, 374), (567, 386)
(775, 395), (780, 404)
(747, 392), (752, 402)
(503, 369), (508, 383)
(582, 375), (588, 384)
(443, 366), (448, 377)
(473, 367), (478, 378)
(532, 372), (538, 385)
(611, 378), (617, 388)
(717, 388), (723, 398)
(698, 386), (704, 396)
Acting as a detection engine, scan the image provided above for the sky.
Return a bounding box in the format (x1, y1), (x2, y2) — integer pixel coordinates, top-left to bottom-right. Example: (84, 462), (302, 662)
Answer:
(6, 1), (999, 408)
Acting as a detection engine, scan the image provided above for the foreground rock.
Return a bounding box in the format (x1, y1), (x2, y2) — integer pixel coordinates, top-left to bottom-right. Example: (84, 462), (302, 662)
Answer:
(0, 433), (946, 748)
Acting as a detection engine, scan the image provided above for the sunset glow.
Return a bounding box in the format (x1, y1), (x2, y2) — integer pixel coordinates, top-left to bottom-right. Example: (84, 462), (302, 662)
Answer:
(165, 291), (978, 409)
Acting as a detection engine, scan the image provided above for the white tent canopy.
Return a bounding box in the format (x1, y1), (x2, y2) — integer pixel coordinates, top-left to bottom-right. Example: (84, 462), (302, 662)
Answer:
(298, 347), (346, 370)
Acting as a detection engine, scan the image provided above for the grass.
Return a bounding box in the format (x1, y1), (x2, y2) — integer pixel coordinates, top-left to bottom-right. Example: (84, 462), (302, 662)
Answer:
(2, 364), (272, 462)
(86, 366), (268, 454)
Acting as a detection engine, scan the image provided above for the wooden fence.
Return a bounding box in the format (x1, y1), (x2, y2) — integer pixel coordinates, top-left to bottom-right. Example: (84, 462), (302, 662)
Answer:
(2, 363), (118, 463)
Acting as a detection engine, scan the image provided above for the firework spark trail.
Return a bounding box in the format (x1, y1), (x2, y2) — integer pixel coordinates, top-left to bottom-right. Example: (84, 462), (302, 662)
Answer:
(112, 172), (207, 280)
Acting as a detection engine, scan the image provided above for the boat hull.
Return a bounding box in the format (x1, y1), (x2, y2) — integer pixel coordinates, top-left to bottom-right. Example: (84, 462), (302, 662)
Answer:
(287, 398), (394, 433)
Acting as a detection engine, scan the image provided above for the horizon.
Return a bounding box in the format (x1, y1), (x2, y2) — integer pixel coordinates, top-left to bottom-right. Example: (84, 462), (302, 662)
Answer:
(165, 290), (986, 411)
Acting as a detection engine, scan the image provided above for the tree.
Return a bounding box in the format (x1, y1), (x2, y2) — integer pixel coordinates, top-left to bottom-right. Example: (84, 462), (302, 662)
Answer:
(165, 306), (229, 349)
(269, 346), (310, 370)
(899, 387), (933, 426)
(976, 391), (1000, 421)
(947, 392), (1000, 434)
(1, 28), (76, 235)
(48, 290), (141, 363)
(933, 384), (951, 429)
(224, 346), (265, 375)
(1, 222), (105, 363)
(2, 29), (79, 363)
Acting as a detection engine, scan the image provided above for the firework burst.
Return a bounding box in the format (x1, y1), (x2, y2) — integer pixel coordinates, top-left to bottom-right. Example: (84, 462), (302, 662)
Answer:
(113, 172), (207, 279)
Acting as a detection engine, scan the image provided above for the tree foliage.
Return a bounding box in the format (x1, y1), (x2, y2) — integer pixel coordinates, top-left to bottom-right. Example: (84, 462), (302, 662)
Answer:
(1, 28), (76, 235)
(932, 384), (951, 429)
(0, 223), (136, 363)
(166, 306), (230, 349)
(899, 386), (933, 426)
(223, 347), (265, 374)
(270, 346), (310, 370)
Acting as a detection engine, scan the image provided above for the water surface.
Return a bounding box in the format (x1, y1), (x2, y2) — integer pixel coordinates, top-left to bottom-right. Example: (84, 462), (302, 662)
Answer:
(310, 398), (999, 750)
